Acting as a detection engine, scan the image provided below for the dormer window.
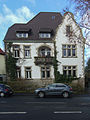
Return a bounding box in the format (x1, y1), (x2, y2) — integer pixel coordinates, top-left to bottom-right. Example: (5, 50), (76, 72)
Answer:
(39, 33), (51, 38)
(16, 33), (28, 38)
(39, 28), (53, 38)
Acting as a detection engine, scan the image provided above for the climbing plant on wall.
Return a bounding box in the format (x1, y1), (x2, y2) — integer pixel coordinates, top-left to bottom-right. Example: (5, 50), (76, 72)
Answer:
(6, 42), (17, 81)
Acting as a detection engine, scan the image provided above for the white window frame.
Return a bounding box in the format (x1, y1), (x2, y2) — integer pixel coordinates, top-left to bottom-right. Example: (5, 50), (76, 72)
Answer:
(25, 67), (32, 79)
(62, 44), (76, 58)
(24, 46), (30, 58)
(39, 33), (51, 38)
(41, 66), (50, 79)
(39, 47), (51, 57)
(16, 67), (21, 79)
(13, 45), (20, 58)
(16, 33), (28, 38)
(63, 66), (77, 77)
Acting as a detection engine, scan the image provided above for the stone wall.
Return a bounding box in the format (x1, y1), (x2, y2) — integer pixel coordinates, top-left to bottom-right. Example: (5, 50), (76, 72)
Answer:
(72, 78), (85, 88)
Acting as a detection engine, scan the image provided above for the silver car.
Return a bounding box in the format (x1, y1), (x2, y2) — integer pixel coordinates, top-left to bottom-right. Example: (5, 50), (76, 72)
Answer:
(35, 83), (73, 98)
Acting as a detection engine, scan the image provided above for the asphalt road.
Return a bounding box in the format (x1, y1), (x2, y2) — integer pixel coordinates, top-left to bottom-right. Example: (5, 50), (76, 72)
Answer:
(0, 94), (90, 120)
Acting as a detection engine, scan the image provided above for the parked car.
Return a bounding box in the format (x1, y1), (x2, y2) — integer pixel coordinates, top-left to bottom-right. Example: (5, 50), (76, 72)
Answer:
(35, 83), (73, 98)
(0, 84), (14, 97)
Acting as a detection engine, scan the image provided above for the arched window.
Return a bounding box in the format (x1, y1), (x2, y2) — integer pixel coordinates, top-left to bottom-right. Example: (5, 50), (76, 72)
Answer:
(38, 46), (51, 57)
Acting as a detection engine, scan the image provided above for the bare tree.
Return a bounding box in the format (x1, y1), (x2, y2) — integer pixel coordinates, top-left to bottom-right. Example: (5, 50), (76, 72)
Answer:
(64, 0), (90, 46)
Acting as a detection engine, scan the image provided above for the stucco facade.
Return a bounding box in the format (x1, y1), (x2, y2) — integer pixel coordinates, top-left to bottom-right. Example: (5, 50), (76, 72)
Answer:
(4, 12), (85, 87)
(14, 42), (54, 80)
(0, 50), (6, 81)
(55, 13), (85, 78)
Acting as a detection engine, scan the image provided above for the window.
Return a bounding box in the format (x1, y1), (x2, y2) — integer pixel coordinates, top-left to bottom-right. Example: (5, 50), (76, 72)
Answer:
(63, 66), (77, 77)
(66, 25), (72, 36)
(39, 33), (51, 38)
(25, 67), (31, 79)
(16, 33), (28, 38)
(24, 46), (30, 58)
(41, 66), (50, 79)
(39, 47), (51, 57)
(0, 76), (3, 81)
(52, 16), (55, 20)
(16, 67), (21, 79)
(62, 45), (76, 57)
(13, 45), (20, 58)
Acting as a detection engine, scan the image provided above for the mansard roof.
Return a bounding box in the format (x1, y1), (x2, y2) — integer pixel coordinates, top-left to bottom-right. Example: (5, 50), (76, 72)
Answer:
(4, 12), (62, 41)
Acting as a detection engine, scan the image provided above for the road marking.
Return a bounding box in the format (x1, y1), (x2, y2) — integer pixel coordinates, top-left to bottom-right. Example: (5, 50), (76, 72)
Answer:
(54, 111), (82, 114)
(0, 112), (27, 114)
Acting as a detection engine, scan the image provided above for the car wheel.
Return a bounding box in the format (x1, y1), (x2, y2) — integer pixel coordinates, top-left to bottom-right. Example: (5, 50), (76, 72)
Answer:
(62, 92), (69, 98)
(38, 92), (45, 98)
(0, 93), (5, 97)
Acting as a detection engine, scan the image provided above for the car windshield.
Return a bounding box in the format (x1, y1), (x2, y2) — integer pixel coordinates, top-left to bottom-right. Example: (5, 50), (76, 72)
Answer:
(46, 84), (55, 88)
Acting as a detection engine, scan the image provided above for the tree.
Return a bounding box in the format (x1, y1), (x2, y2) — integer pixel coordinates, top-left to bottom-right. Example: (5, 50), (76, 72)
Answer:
(6, 43), (17, 81)
(85, 58), (90, 87)
(71, 0), (89, 15)
(85, 58), (90, 72)
(66, 0), (90, 46)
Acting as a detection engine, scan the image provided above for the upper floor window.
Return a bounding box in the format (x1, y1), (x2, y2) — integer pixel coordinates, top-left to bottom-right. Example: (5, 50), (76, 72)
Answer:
(66, 25), (72, 36)
(39, 47), (51, 57)
(39, 33), (51, 38)
(13, 45), (20, 58)
(24, 46), (30, 58)
(62, 45), (76, 58)
(16, 33), (28, 38)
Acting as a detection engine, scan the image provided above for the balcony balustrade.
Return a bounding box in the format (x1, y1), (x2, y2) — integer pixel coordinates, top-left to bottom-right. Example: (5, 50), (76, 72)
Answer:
(34, 56), (54, 65)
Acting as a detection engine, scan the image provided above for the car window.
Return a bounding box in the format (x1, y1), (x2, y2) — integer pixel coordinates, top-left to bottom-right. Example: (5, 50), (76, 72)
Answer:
(56, 85), (66, 88)
(47, 84), (56, 88)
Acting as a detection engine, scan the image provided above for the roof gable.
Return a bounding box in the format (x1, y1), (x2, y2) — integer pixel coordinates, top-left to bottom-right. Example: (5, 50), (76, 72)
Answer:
(0, 48), (5, 55)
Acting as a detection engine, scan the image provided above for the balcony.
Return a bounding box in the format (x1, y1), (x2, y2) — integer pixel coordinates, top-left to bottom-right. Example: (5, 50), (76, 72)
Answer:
(34, 56), (54, 65)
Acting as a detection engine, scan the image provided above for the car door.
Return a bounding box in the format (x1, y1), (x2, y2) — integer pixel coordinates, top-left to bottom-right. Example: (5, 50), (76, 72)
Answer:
(46, 84), (56, 95)
(55, 85), (66, 95)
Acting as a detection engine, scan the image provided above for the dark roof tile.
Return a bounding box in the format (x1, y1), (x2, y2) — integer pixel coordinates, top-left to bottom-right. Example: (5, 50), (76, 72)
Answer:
(4, 12), (62, 41)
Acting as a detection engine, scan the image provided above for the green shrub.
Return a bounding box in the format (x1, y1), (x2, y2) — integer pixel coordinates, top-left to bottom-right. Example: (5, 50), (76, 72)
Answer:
(2, 80), (39, 93)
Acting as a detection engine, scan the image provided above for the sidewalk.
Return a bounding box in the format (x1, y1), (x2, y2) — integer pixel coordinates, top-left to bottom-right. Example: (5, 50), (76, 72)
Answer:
(14, 92), (34, 96)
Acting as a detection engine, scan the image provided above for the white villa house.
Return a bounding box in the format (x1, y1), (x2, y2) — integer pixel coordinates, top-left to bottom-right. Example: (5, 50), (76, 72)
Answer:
(4, 12), (85, 87)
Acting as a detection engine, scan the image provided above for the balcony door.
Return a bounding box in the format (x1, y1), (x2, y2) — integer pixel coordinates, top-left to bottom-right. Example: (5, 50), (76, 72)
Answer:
(39, 46), (51, 57)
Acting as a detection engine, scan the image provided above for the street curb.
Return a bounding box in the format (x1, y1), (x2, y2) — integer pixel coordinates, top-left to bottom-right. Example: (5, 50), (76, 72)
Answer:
(14, 93), (34, 96)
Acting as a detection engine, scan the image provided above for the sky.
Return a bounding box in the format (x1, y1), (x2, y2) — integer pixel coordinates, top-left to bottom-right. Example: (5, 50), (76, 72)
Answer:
(0, 0), (89, 64)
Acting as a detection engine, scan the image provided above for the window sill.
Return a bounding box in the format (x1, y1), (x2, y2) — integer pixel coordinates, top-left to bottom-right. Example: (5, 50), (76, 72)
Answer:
(25, 78), (32, 80)
(62, 56), (77, 58)
(24, 57), (32, 59)
(41, 78), (51, 80)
